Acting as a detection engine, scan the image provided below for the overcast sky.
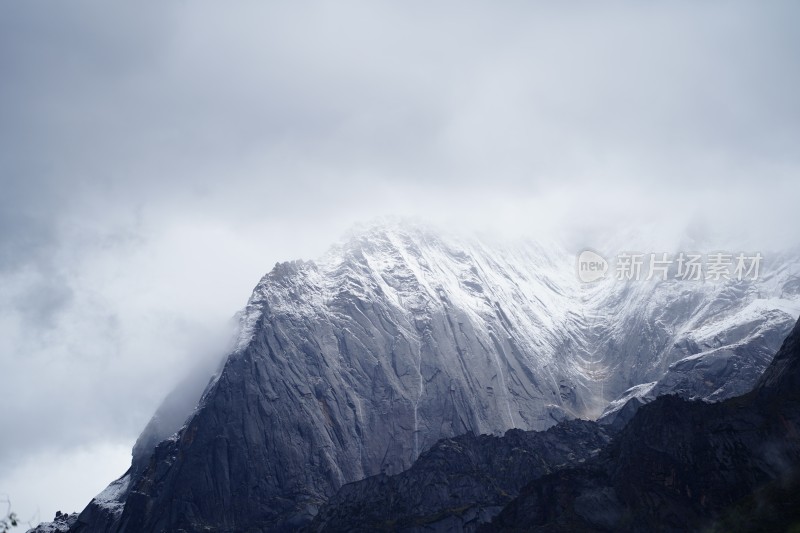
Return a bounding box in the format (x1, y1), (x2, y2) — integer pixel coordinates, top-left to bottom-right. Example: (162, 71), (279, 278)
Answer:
(1, 0), (799, 524)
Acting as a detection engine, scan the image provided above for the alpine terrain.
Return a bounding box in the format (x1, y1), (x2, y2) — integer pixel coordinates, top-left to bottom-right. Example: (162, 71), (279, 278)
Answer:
(31, 223), (800, 532)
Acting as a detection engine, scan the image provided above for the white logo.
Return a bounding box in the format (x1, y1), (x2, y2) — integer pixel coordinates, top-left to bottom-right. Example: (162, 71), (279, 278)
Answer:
(577, 250), (608, 283)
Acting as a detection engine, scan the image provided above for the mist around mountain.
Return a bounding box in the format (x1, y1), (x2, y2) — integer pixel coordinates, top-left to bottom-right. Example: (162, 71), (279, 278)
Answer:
(28, 222), (800, 532)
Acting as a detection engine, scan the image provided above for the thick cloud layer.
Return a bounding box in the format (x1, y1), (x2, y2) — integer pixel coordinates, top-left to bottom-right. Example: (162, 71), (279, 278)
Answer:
(1, 0), (798, 522)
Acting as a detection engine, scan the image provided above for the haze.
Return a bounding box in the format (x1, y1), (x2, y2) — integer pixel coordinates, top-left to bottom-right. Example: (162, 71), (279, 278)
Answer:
(1, 1), (798, 523)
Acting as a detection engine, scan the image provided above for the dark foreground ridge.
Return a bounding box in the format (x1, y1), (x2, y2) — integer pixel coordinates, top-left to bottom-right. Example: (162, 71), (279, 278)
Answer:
(306, 420), (612, 532)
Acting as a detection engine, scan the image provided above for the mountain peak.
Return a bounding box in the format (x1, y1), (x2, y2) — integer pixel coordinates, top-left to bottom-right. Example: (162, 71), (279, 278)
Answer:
(47, 225), (800, 532)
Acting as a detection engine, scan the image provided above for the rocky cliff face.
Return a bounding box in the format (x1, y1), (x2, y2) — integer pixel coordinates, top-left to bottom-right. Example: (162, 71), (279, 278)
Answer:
(31, 224), (800, 532)
(598, 305), (798, 430)
(314, 317), (800, 533)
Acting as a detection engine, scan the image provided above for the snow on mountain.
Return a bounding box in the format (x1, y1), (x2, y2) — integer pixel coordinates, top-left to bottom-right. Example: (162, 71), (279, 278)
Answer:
(32, 222), (800, 532)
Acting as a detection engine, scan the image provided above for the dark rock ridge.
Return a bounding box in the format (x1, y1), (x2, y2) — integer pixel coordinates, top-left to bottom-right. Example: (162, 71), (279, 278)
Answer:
(306, 420), (612, 532)
(486, 317), (800, 532)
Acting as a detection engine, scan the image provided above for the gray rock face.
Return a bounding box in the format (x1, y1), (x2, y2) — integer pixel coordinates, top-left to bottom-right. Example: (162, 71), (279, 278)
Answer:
(31, 224), (800, 532)
(599, 307), (798, 429)
(27, 512), (77, 533)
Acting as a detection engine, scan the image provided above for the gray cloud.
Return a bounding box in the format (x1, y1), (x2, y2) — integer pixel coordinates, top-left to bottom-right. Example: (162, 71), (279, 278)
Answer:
(1, 0), (799, 521)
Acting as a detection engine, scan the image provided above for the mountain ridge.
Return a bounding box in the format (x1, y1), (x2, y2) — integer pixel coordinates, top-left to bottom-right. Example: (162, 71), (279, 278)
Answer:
(28, 223), (800, 532)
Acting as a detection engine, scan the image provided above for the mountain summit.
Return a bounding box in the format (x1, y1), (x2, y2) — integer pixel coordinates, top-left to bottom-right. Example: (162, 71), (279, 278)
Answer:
(34, 223), (800, 532)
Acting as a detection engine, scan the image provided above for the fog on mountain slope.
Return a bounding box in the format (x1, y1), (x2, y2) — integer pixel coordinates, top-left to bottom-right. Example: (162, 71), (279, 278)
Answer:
(30, 223), (800, 532)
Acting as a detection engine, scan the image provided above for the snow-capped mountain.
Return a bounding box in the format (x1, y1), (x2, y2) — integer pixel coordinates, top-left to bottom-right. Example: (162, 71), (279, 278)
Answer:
(34, 222), (800, 532)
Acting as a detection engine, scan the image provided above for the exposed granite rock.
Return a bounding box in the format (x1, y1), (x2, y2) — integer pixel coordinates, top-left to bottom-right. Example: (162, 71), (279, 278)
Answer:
(29, 226), (800, 532)
(598, 307), (797, 429)
(27, 511), (78, 533)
